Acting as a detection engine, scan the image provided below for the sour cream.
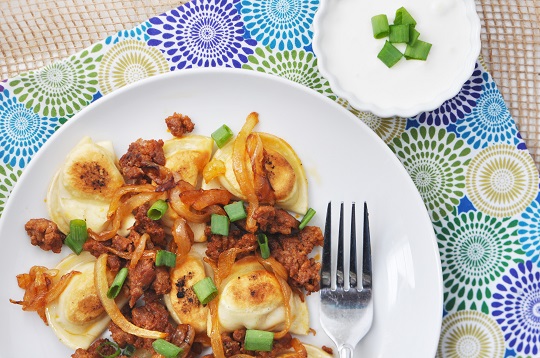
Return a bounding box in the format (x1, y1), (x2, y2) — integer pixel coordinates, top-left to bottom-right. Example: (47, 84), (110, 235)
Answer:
(313, 0), (480, 117)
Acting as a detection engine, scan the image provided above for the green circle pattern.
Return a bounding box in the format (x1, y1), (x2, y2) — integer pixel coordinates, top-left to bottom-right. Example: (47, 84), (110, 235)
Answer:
(0, 164), (22, 217)
(466, 144), (538, 218)
(242, 46), (335, 99)
(98, 39), (169, 95)
(434, 211), (523, 313)
(390, 126), (472, 222)
(437, 310), (505, 358)
(8, 43), (104, 118)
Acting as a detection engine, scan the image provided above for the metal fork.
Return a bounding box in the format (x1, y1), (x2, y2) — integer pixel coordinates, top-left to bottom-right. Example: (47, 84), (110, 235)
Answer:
(320, 202), (373, 358)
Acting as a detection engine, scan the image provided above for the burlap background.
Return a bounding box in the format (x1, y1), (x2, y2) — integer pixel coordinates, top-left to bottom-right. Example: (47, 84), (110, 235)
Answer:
(1, 0), (539, 167)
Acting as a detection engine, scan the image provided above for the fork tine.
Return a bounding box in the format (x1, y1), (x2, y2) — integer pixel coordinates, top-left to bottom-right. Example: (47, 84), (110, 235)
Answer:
(362, 202), (372, 289)
(349, 202), (358, 289)
(321, 202), (332, 289)
(336, 202), (345, 288)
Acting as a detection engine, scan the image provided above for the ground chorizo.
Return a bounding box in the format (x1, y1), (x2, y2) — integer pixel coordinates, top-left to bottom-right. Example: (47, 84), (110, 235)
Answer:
(25, 218), (65, 253)
(165, 113), (195, 137)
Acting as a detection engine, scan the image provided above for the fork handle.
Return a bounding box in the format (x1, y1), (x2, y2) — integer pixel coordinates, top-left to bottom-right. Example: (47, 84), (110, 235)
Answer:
(338, 344), (354, 358)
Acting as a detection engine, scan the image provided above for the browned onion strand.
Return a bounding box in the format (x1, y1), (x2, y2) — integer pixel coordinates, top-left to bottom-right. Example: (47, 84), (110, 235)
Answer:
(129, 233), (149, 269)
(172, 217), (194, 258)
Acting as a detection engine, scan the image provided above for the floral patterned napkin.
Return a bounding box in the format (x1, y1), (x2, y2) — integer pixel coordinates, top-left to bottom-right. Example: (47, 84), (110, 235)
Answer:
(1, 0), (539, 356)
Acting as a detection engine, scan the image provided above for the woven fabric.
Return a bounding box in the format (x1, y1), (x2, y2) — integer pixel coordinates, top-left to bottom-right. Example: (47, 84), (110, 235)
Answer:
(1, 0), (539, 167)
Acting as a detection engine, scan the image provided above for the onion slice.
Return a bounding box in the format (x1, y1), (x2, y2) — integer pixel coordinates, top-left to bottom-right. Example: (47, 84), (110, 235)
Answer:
(94, 253), (168, 339)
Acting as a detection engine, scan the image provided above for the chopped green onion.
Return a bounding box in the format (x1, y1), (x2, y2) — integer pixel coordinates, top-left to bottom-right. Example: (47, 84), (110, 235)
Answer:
(152, 339), (183, 358)
(107, 267), (128, 299)
(156, 250), (177, 268)
(394, 7), (417, 27)
(377, 41), (403, 68)
(211, 124), (234, 148)
(224, 201), (247, 222)
(389, 24), (409, 43)
(408, 27), (420, 46)
(404, 40), (432, 60)
(257, 233), (271, 259)
(211, 214), (230, 236)
(299, 208), (316, 230)
(371, 14), (389, 39)
(97, 341), (121, 358)
(244, 329), (274, 351)
(147, 199), (168, 220)
(192, 277), (218, 304)
(64, 219), (88, 255)
(122, 344), (136, 357)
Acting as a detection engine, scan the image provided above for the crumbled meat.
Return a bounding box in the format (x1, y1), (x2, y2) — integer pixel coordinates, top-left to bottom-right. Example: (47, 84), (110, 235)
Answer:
(83, 238), (110, 258)
(107, 255), (122, 273)
(111, 234), (134, 253)
(71, 338), (124, 358)
(322, 346), (334, 355)
(205, 228), (258, 262)
(165, 112), (195, 137)
(24, 218), (65, 253)
(253, 206), (299, 235)
(118, 138), (170, 186)
(109, 301), (187, 351)
(152, 266), (171, 295)
(132, 204), (167, 249)
(270, 226), (324, 294)
(127, 257), (156, 307)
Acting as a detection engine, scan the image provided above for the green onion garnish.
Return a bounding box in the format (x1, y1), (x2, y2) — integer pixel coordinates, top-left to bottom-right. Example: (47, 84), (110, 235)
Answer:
(147, 199), (168, 220)
(408, 27), (420, 46)
(152, 339), (183, 358)
(156, 250), (177, 268)
(192, 277), (218, 304)
(371, 14), (389, 39)
(377, 41), (403, 68)
(97, 341), (121, 358)
(404, 40), (432, 61)
(211, 214), (230, 236)
(107, 267), (128, 299)
(257, 233), (271, 259)
(211, 124), (234, 148)
(394, 7), (417, 27)
(389, 24), (409, 43)
(224, 200), (247, 222)
(244, 329), (274, 352)
(64, 219), (88, 255)
(122, 344), (136, 357)
(299, 208), (316, 230)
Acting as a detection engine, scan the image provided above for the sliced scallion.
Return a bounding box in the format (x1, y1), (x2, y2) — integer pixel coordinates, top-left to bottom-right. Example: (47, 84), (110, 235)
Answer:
(107, 267), (128, 299)
(371, 14), (389, 39)
(394, 7), (417, 27)
(147, 199), (168, 220)
(156, 250), (177, 268)
(389, 24), (410, 43)
(152, 339), (183, 358)
(122, 344), (136, 357)
(211, 214), (230, 236)
(224, 200), (247, 222)
(299, 208), (316, 230)
(244, 329), (274, 352)
(257, 233), (271, 259)
(97, 341), (121, 358)
(64, 219), (88, 255)
(211, 124), (234, 148)
(377, 41), (403, 68)
(404, 40), (432, 60)
(192, 277), (218, 304)
(408, 27), (420, 46)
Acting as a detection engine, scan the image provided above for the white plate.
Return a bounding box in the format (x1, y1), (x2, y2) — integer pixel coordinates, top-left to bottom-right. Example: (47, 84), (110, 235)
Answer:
(0, 68), (442, 357)
(313, 0), (481, 118)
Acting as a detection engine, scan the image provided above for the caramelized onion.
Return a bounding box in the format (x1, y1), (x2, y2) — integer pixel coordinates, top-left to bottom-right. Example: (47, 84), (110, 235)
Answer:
(94, 253), (167, 339)
(9, 266), (78, 325)
(247, 133), (275, 205)
(290, 338), (308, 357)
(129, 233), (149, 269)
(107, 184), (157, 218)
(203, 158), (226, 184)
(169, 185), (210, 223)
(232, 112), (259, 232)
(172, 217), (194, 258)
(208, 299), (225, 358)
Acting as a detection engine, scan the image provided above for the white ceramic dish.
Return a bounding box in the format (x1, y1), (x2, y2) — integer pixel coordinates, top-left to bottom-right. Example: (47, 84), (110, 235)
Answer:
(0, 68), (442, 357)
(313, 0), (481, 118)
